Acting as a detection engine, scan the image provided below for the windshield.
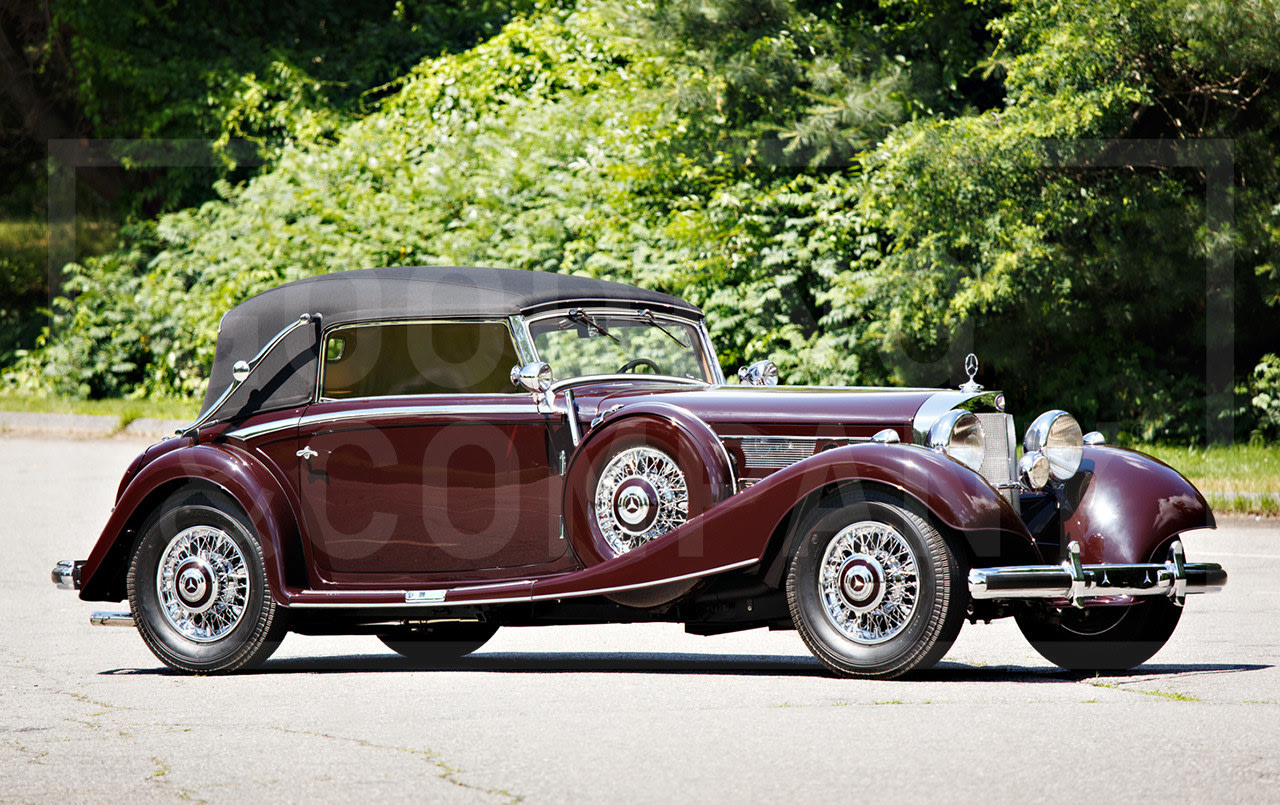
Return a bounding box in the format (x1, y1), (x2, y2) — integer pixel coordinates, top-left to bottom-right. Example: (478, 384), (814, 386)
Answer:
(529, 310), (715, 382)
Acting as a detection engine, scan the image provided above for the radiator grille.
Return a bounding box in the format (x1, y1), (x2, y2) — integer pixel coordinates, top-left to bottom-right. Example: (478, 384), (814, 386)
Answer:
(975, 412), (1019, 512)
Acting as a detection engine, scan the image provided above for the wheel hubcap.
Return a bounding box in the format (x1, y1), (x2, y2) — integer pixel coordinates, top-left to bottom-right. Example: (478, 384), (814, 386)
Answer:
(838, 555), (886, 613)
(156, 525), (250, 642)
(174, 558), (216, 612)
(819, 521), (919, 644)
(595, 447), (688, 554)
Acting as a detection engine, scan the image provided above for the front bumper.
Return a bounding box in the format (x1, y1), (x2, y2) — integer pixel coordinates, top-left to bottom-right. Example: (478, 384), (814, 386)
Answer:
(52, 559), (84, 590)
(969, 540), (1227, 608)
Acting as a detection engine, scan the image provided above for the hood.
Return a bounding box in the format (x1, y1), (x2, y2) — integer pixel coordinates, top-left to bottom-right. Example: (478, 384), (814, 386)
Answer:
(568, 382), (958, 439)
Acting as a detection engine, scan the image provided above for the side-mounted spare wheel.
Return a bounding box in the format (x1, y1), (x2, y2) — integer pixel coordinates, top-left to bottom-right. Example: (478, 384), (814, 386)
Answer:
(127, 488), (287, 674)
(563, 407), (734, 607)
(786, 489), (967, 679)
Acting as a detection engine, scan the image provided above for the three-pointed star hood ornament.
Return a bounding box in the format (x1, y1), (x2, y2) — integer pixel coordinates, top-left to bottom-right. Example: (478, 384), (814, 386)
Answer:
(960, 352), (984, 393)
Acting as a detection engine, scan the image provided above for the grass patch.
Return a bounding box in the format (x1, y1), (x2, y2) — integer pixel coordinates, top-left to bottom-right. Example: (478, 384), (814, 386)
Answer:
(1138, 443), (1280, 516)
(1205, 492), (1280, 517)
(1089, 681), (1202, 701)
(1142, 443), (1280, 495)
(0, 393), (198, 422)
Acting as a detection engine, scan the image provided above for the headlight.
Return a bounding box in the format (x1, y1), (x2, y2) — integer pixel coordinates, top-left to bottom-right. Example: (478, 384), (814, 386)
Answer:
(1018, 451), (1051, 490)
(1023, 410), (1083, 481)
(927, 410), (985, 471)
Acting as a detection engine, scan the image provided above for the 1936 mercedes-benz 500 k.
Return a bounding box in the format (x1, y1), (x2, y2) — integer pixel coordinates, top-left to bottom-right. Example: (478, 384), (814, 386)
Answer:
(53, 267), (1227, 677)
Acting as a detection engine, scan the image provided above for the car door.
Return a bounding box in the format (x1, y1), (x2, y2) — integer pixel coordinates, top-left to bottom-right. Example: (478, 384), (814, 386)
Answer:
(294, 319), (570, 583)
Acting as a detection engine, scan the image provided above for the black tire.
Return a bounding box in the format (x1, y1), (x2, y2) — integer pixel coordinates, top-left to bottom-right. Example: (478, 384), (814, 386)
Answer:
(786, 490), (966, 679)
(378, 622), (498, 666)
(1015, 598), (1183, 672)
(127, 489), (286, 674)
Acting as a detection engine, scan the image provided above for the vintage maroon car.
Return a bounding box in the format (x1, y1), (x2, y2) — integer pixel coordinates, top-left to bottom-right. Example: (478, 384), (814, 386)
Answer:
(53, 266), (1227, 677)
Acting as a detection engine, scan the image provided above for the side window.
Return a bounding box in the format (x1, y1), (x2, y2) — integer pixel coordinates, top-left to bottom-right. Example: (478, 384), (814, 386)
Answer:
(321, 322), (521, 398)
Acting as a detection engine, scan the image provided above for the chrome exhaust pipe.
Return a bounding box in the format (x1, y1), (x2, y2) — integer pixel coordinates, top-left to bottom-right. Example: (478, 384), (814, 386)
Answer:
(90, 612), (135, 627)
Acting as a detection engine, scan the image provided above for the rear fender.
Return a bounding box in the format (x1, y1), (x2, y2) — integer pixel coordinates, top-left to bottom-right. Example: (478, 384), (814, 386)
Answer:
(1062, 445), (1215, 564)
(79, 443), (302, 604)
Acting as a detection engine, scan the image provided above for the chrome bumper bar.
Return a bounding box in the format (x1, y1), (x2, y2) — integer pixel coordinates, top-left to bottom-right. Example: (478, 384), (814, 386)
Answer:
(52, 559), (84, 590)
(968, 540), (1227, 608)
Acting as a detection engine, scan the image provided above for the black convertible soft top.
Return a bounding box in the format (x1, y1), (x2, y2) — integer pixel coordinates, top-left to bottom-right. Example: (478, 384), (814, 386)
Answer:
(200, 266), (700, 421)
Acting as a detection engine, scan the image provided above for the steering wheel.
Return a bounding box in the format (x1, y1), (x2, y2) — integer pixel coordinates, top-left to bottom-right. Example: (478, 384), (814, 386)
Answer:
(618, 358), (661, 374)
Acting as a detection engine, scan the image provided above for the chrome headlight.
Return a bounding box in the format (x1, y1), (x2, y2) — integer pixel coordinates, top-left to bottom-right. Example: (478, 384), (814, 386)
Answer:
(927, 410), (985, 471)
(1023, 410), (1083, 482)
(1018, 451), (1051, 490)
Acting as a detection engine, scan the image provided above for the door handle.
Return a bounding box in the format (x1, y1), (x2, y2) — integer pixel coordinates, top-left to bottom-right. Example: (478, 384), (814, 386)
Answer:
(296, 445), (319, 460)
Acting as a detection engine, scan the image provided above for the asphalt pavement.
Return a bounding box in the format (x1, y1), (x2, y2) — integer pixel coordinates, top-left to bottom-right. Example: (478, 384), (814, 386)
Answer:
(2, 434), (1278, 804)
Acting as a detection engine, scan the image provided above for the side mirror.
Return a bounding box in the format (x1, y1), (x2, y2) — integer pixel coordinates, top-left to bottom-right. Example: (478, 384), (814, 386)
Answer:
(511, 362), (554, 396)
(737, 360), (779, 386)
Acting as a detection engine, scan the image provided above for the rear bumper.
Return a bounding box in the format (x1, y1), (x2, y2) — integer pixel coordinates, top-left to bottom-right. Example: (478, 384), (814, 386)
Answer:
(969, 539), (1227, 608)
(52, 559), (84, 591)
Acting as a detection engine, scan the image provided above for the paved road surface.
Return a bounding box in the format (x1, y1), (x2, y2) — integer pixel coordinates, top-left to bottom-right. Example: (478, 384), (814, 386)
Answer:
(3, 434), (1277, 803)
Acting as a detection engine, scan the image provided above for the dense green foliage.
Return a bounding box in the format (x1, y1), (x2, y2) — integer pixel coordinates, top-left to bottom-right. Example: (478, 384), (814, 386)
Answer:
(6, 0), (1280, 441)
(0, 0), (543, 359)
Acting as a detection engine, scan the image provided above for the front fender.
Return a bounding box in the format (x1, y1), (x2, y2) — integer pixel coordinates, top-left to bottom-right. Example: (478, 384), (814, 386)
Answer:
(79, 443), (301, 604)
(1063, 445), (1215, 564)
(532, 442), (1036, 602)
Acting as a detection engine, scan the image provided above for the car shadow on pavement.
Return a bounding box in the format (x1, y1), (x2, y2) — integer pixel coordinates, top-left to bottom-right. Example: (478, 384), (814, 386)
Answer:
(101, 653), (1271, 679)
(916, 660), (1271, 683)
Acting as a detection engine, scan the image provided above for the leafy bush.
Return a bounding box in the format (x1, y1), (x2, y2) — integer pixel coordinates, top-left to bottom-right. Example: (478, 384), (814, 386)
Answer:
(8, 0), (1280, 445)
(1252, 355), (1280, 443)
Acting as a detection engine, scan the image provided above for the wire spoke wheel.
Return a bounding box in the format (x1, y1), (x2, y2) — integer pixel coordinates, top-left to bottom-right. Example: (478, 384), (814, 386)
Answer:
(156, 525), (250, 642)
(128, 491), (285, 674)
(787, 491), (965, 679)
(818, 522), (919, 645)
(594, 446), (689, 554)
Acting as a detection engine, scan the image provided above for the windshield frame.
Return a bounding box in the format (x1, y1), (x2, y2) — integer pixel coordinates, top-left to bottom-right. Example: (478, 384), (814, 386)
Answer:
(517, 307), (725, 386)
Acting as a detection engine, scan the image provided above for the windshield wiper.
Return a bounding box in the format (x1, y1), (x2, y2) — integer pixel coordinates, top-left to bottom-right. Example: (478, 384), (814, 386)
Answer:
(639, 309), (690, 348)
(565, 308), (621, 345)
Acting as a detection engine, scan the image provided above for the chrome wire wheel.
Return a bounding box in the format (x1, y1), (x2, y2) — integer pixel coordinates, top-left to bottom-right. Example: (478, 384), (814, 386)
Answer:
(594, 446), (688, 554)
(818, 521), (920, 645)
(787, 493), (964, 678)
(155, 525), (250, 643)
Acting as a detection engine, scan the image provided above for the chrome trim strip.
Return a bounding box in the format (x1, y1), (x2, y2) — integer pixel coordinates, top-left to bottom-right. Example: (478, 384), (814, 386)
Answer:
(225, 415), (302, 441)
(90, 612), (136, 627)
(287, 559), (758, 609)
(302, 403), (535, 428)
(548, 375), (709, 392)
(529, 559), (758, 601)
(508, 314), (538, 365)
(230, 401), (541, 440)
